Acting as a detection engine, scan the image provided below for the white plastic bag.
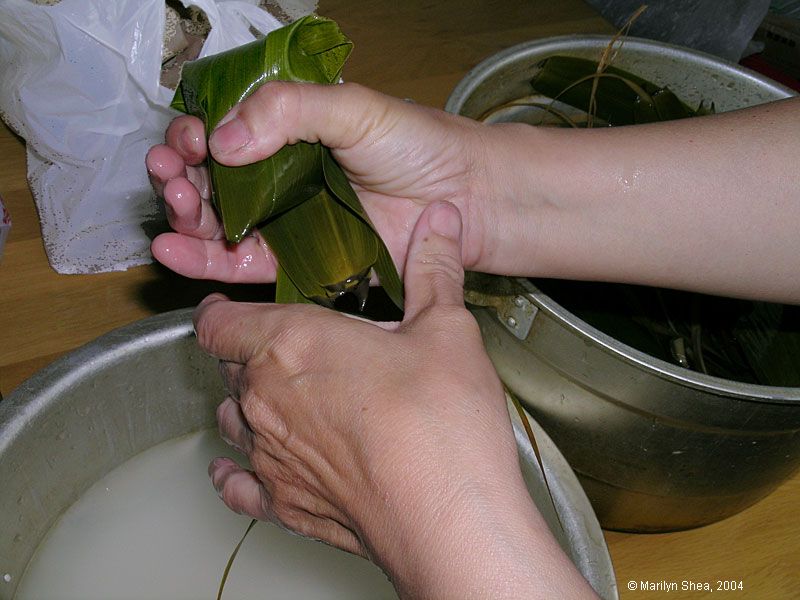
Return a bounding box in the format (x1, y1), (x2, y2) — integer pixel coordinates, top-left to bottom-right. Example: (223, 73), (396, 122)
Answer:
(0, 0), (283, 273)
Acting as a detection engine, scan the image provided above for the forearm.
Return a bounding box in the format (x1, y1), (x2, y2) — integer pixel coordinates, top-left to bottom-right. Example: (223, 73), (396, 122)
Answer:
(475, 97), (800, 303)
(359, 448), (597, 599)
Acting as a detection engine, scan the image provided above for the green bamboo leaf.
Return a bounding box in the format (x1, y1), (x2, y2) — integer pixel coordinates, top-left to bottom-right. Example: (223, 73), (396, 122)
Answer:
(321, 151), (404, 309)
(171, 15), (404, 311)
(171, 85), (186, 113)
(651, 88), (693, 121)
(260, 187), (376, 308)
(172, 16), (347, 241)
(275, 264), (315, 305)
(531, 55), (703, 126)
(216, 518), (256, 600)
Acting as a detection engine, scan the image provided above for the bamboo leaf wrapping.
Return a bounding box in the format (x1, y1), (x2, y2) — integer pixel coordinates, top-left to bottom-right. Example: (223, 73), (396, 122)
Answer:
(530, 56), (712, 125)
(171, 15), (403, 310)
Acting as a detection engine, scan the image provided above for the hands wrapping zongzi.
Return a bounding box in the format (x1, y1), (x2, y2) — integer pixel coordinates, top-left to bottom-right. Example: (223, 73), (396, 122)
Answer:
(171, 15), (403, 310)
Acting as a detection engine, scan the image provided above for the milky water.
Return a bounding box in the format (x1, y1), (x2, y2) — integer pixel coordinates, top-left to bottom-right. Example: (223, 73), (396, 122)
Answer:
(15, 429), (397, 600)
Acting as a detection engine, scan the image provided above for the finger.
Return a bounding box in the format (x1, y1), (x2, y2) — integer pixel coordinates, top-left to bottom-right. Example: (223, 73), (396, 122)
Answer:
(185, 164), (212, 201)
(402, 201), (465, 319)
(208, 81), (403, 166)
(193, 295), (354, 367)
(147, 143), (210, 197)
(208, 458), (365, 555)
(193, 292), (377, 365)
(209, 457), (272, 521)
(165, 115), (207, 165)
(162, 177), (221, 239)
(217, 397), (254, 454)
(193, 296), (280, 363)
(146, 144), (185, 197)
(151, 232), (278, 283)
(219, 361), (246, 400)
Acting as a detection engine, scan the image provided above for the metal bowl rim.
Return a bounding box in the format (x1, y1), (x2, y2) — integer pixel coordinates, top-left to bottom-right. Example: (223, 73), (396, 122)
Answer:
(519, 279), (800, 402)
(445, 34), (796, 115)
(0, 308), (617, 599)
(0, 310), (195, 455)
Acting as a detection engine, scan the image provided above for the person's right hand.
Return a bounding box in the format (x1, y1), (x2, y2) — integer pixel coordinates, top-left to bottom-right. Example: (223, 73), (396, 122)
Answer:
(146, 82), (498, 285)
(193, 200), (597, 599)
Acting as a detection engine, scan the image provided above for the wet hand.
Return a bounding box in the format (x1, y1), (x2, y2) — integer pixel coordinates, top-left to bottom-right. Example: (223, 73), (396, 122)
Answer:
(194, 202), (532, 596)
(148, 82), (493, 284)
(146, 116), (279, 282)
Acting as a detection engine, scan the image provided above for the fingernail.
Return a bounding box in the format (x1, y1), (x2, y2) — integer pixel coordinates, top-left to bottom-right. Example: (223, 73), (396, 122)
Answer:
(208, 457), (223, 480)
(220, 434), (244, 454)
(175, 125), (196, 156)
(162, 179), (189, 220)
(210, 117), (250, 156)
(428, 201), (461, 241)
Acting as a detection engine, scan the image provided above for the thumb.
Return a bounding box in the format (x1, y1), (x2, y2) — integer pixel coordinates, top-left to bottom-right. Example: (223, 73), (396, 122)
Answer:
(402, 201), (465, 320)
(208, 81), (398, 166)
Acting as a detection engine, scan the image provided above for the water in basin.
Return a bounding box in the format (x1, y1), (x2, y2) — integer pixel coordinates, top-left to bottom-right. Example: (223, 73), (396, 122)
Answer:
(15, 429), (397, 599)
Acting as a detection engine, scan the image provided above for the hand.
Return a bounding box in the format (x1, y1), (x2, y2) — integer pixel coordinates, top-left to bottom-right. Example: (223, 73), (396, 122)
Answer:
(147, 82), (495, 284)
(193, 201), (594, 599)
(149, 82), (800, 303)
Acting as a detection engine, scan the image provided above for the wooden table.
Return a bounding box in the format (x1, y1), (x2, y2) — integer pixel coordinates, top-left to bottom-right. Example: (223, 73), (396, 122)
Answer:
(0, 2), (797, 598)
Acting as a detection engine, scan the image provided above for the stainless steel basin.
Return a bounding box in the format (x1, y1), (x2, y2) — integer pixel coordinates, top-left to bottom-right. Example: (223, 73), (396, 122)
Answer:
(0, 309), (617, 599)
(447, 36), (800, 531)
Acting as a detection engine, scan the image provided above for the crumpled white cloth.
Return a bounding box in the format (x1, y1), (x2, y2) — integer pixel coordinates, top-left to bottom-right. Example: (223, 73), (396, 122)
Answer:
(0, 0), (285, 273)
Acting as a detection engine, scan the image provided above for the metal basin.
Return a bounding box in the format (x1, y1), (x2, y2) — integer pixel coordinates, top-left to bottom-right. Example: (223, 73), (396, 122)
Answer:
(0, 309), (617, 599)
(446, 36), (800, 532)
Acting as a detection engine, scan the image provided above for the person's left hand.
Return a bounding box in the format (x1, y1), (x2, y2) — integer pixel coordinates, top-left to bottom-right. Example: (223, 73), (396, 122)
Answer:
(146, 82), (499, 285)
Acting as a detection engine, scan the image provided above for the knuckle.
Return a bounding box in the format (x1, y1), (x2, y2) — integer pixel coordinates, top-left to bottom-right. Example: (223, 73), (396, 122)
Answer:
(240, 385), (290, 445)
(192, 309), (217, 350)
(259, 313), (315, 375)
(421, 250), (465, 288)
(249, 82), (302, 139)
(218, 361), (244, 398)
(269, 497), (295, 525)
(342, 83), (386, 143)
(265, 477), (300, 518)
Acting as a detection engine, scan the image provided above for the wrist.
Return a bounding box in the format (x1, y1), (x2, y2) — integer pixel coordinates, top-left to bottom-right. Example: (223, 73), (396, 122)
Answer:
(467, 122), (626, 282)
(467, 122), (560, 277)
(351, 443), (592, 599)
